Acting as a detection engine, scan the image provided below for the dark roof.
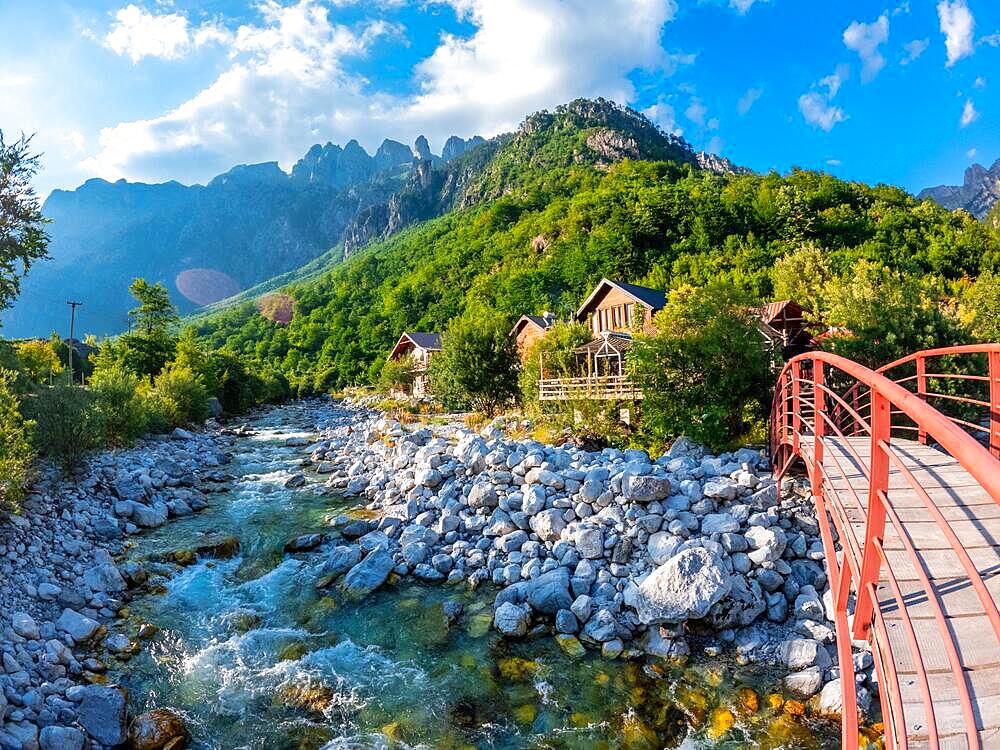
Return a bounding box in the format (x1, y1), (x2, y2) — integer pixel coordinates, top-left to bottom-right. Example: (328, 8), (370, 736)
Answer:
(405, 332), (442, 350)
(575, 278), (666, 320)
(756, 300), (809, 327)
(510, 314), (554, 336)
(572, 332), (635, 355)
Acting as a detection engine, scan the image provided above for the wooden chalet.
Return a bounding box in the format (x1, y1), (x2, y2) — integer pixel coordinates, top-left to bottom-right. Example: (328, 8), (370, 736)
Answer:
(754, 300), (815, 360)
(538, 279), (665, 401)
(510, 313), (556, 360)
(388, 332), (442, 396)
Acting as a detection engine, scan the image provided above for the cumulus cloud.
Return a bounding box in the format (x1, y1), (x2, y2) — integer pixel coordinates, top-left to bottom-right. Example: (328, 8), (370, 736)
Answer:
(737, 87), (763, 115)
(900, 38), (929, 65)
(967, 147), (977, 158)
(937, 0), (975, 67)
(729, 0), (767, 13)
(104, 4), (229, 63)
(82, 0), (687, 184)
(843, 13), (889, 82)
(960, 98), (978, 127)
(798, 65), (849, 131)
(685, 97), (708, 126)
(642, 99), (682, 135)
(973, 75), (986, 88)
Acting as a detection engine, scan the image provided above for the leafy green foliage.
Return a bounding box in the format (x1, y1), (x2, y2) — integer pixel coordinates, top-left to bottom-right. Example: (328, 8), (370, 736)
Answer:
(90, 365), (148, 446)
(629, 283), (773, 450)
(129, 278), (179, 335)
(378, 354), (417, 393)
(23, 385), (103, 468)
(15, 338), (63, 384)
(194, 161), (999, 393)
(519, 321), (592, 402)
(817, 262), (969, 368)
(429, 313), (520, 414)
(0, 369), (33, 509)
(152, 365), (210, 427)
(0, 131), (49, 312)
(770, 242), (834, 315)
(963, 271), (1000, 342)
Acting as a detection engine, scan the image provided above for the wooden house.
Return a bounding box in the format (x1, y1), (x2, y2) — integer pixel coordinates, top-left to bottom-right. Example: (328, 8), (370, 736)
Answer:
(388, 332), (442, 396)
(754, 300), (815, 360)
(538, 279), (665, 401)
(510, 313), (556, 360)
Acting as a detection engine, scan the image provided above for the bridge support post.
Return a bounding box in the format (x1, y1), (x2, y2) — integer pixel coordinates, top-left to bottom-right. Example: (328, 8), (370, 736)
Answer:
(852, 391), (890, 640)
(990, 349), (1000, 458)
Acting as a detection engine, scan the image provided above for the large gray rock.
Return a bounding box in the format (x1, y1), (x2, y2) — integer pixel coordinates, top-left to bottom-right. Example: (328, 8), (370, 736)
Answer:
(494, 602), (530, 636)
(745, 525), (787, 563)
(525, 568), (573, 614)
(635, 547), (731, 624)
(784, 666), (823, 697)
(624, 475), (672, 503)
(647, 531), (682, 565)
(56, 609), (101, 643)
(40, 726), (86, 750)
(83, 549), (126, 592)
(779, 638), (831, 671)
(706, 575), (766, 628)
(529, 509), (566, 542)
(132, 502), (168, 528)
(340, 549), (394, 597)
(12, 612), (39, 640)
(6, 722), (39, 750)
(572, 526), (604, 559)
(701, 513), (739, 535)
(78, 685), (128, 746)
(467, 483), (498, 509)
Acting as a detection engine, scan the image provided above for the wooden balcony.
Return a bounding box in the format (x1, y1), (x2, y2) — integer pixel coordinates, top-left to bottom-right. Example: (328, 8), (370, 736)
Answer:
(538, 375), (643, 401)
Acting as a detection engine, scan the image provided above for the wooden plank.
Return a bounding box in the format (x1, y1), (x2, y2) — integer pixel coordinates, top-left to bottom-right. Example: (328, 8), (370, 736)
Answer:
(877, 577), (1000, 619)
(883, 613), (1000, 672)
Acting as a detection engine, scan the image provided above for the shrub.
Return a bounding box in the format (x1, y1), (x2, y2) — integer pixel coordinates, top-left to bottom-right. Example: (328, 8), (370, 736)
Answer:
(0, 369), (34, 510)
(519, 320), (592, 402)
(91, 365), (148, 446)
(153, 365), (209, 427)
(24, 385), (103, 468)
(378, 354), (418, 394)
(629, 282), (772, 450)
(429, 312), (520, 414)
(15, 339), (63, 384)
(963, 270), (1000, 342)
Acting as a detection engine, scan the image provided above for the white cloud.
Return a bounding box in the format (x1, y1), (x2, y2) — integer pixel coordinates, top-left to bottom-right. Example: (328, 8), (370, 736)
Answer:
(799, 65), (849, 131)
(52, 129), (87, 157)
(729, 0), (767, 13)
(103, 4), (229, 63)
(82, 0), (686, 184)
(960, 98), (978, 127)
(900, 38), (929, 65)
(643, 100), (682, 135)
(737, 87), (763, 115)
(685, 97), (707, 125)
(973, 75), (986, 88)
(826, 158), (841, 166)
(981, 33), (1000, 47)
(843, 13), (889, 82)
(937, 0), (975, 67)
(893, 1), (910, 15)
(967, 147), (977, 158)
(706, 135), (723, 154)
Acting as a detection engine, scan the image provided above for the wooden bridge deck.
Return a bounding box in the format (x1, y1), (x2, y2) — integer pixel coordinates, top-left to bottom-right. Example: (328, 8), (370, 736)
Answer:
(821, 436), (1000, 750)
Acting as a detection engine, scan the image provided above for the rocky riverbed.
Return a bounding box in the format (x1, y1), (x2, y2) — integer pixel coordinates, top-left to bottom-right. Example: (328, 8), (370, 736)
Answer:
(0, 399), (877, 749)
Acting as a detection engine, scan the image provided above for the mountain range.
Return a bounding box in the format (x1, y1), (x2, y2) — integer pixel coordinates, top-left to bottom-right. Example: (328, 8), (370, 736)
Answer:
(919, 159), (1000, 220)
(3, 98), (724, 338)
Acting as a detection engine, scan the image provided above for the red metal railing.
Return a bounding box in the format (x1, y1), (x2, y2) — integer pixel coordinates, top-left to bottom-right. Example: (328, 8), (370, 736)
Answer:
(770, 345), (1000, 750)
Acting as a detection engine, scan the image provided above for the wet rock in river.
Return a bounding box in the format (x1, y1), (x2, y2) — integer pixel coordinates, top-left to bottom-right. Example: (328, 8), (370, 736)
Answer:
(129, 708), (191, 750)
(284, 533), (327, 552)
(78, 684), (129, 746)
(340, 549), (394, 597)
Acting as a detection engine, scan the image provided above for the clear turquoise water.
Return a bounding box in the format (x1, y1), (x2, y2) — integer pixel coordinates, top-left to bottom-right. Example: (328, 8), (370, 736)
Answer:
(113, 409), (840, 750)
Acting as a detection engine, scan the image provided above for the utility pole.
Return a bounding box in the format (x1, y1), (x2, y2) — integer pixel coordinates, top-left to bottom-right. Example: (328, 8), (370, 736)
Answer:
(66, 301), (82, 385)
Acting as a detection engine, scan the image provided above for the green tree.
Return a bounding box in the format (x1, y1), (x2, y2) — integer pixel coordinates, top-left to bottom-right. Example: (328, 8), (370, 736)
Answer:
(963, 270), (1000, 342)
(24, 384), (103, 468)
(0, 369), (34, 510)
(771, 242), (833, 315)
(378, 354), (418, 394)
(818, 262), (970, 368)
(15, 339), (63, 383)
(0, 132), (49, 313)
(91, 365), (148, 446)
(429, 312), (520, 414)
(629, 282), (772, 450)
(129, 278), (179, 335)
(519, 320), (592, 402)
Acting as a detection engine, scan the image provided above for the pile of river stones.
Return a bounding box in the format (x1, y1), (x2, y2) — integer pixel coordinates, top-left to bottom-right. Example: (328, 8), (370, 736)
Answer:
(0, 426), (230, 749)
(304, 406), (876, 726)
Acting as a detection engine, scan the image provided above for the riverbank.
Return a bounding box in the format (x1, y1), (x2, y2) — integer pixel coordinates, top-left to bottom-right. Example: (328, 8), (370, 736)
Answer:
(0, 399), (876, 748)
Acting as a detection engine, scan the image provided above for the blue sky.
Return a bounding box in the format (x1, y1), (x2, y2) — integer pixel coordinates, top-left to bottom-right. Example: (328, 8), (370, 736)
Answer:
(1, 0), (997, 199)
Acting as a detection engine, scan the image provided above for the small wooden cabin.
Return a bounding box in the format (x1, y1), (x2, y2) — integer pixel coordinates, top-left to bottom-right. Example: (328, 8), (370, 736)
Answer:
(510, 314), (555, 360)
(754, 300), (815, 360)
(388, 332), (442, 396)
(574, 279), (666, 337)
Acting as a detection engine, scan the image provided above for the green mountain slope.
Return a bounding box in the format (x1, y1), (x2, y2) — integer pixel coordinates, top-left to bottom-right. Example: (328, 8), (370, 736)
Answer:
(193, 115), (999, 394)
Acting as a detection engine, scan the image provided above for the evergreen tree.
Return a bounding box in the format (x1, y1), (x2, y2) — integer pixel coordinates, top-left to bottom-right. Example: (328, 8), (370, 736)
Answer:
(0, 131), (49, 313)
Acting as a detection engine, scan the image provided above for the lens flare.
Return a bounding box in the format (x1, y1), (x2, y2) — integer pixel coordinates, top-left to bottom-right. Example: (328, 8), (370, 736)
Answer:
(176, 268), (243, 306)
(257, 292), (294, 325)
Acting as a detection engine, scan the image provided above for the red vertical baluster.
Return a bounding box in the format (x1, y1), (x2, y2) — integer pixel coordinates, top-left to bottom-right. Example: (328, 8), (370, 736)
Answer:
(852, 390), (890, 639)
(916, 354), (927, 445)
(812, 361), (825, 499)
(990, 349), (1000, 458)
(792, 360), (801, 456)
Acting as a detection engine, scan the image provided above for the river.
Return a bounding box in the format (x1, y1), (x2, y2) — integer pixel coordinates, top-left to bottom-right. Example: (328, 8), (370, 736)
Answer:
(110, 404), (838, 749)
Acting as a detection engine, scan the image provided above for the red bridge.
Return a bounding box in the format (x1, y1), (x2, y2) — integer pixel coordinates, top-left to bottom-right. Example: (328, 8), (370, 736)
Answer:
(771, 344), (1000, 750)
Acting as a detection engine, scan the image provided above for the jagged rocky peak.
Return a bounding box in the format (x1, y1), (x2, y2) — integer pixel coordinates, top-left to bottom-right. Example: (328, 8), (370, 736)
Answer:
(442, 135), (487, 161)
(919, 158), (1000, 220)
(413, 135), (433, 161)
(373, 139), (413, 172)
(696, 151), (749, 176)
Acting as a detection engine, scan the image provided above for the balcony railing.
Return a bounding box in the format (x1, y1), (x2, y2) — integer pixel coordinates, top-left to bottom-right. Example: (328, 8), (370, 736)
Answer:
(537, 375), (643, 401)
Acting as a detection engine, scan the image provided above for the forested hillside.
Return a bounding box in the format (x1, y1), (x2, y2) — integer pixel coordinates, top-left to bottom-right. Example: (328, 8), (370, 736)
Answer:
(194, 135), (1000, 395)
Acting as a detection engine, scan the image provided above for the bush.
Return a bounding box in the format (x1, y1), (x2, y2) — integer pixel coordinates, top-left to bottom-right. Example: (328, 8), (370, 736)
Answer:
(91, 365), (148, 446)
(153, 365), (209, 427)
(0, 369), (34, 510)
(378, 354), (418, 394)
(24, 385), (103, 468)
(963, 270), (1000, 342)
(429, 312), (520, 414)
(519, 320), (592, 402)
(15, 339), (63, 384)
(629, 282), (772, 450)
